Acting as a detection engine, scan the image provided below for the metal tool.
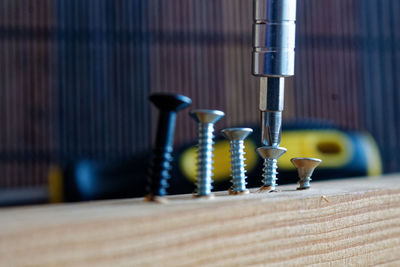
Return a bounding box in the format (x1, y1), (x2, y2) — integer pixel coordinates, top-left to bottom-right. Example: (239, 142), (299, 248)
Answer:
(256, 146), (287, 191)
(190, 109), (225, 198)
(221, 127), (253, 195)
(291, 157), (322, 190)
(252, 0), (297, 147)
(146, 93), (192, 202)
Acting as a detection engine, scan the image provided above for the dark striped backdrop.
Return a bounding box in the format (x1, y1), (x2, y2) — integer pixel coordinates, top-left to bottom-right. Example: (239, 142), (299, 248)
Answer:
(0, 0), (399, 188)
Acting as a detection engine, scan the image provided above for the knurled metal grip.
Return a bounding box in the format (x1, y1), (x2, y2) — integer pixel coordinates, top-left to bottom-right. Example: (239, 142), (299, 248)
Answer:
(252, 0), (297, 77)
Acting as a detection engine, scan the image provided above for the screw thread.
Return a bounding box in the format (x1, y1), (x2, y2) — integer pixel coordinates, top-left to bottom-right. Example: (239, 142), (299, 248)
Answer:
(196, 123), (215, 196)
(298, 176), (311, 189)
(230, 140), (247, 192)
(262, 158), (278, 190)
(147, 146), (173, 196)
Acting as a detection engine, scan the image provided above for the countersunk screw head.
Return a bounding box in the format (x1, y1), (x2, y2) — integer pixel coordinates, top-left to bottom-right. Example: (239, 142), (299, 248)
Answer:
(256, 146), (287, 192)
(221, 127), (253, 141)
(291, 157), (322, 190)
(146, 93), (192, 202)
(221, 127), (253, 195)
(256, 146), (287, 160)
(149, 93), (192, 111)
(190, 109), (225, 124)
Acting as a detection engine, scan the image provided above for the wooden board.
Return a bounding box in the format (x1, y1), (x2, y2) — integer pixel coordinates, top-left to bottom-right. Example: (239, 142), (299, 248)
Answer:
(1, 175), (400, 266)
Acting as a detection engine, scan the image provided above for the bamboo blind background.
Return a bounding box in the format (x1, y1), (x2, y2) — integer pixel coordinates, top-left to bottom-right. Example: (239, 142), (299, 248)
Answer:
(0, 0), (399, 188)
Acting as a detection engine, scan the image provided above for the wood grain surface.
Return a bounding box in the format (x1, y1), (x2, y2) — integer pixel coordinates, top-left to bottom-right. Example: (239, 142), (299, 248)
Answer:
(1, 175), (400, 266)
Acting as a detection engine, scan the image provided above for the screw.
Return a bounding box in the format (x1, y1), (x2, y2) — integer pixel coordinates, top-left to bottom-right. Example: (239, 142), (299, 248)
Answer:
(291, 157), (322, 190)
(256, 146), (287, 192)
(221, 127), (253, 195)
(190, 109), (225, 197)
(146, 93), (192, 202)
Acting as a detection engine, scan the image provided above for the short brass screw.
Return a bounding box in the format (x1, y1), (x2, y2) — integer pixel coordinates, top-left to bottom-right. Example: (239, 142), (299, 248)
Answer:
(290, 157), (322, 190)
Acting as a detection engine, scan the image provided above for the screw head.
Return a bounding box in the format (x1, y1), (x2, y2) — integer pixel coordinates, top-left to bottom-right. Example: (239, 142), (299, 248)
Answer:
(190, 109), (225, 124)
(290, 157), (322, 179)
(221, 127), (253, 141)
(256, 146), (287, 160)
(149, 93), (192, 111)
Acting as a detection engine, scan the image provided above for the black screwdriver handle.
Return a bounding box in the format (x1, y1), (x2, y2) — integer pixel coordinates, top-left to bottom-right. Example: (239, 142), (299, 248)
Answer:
(146, 93), (192, 199)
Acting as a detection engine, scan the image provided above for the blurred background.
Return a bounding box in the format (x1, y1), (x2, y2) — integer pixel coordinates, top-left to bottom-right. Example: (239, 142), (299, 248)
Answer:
(0, 0), (399, 204)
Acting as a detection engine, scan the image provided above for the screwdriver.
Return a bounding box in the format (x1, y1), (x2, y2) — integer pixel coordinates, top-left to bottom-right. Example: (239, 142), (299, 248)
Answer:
(252, 0), (297, 147)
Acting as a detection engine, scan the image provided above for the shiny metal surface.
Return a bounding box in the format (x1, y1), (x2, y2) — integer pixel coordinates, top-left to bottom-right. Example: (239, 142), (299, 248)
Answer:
(259, 77), (284, 146)
(291, 157), (322, 190)
(261, 111), (282, 147)
(190, 109), (225, 124)
(259, 77), (284, 111)
(253, 0), (297, 148)
(221, 128), (253, 194)
(256, 146), (287, 191)
(252, 0), (297, 77)
(190, 110), (225, 197)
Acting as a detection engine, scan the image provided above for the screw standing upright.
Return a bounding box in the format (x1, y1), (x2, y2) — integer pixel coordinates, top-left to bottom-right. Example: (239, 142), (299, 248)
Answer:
(146, 93), (192, 202)
(291, 157), (322, 190)
(221, 127), (253, 195)
(256, 146), (287, 192)
(190, 109), (225, 198)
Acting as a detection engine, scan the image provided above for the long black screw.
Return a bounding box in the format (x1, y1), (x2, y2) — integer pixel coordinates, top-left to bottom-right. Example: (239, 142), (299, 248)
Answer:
(146, 93), (192, 201)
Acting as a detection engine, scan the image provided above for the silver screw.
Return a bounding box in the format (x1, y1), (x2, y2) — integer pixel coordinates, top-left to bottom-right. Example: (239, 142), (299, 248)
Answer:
(190, 109), (225, 197)
(221, 127), (253, 195)
(291, 157), (322, 190)
(256, 146), (287, 192)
